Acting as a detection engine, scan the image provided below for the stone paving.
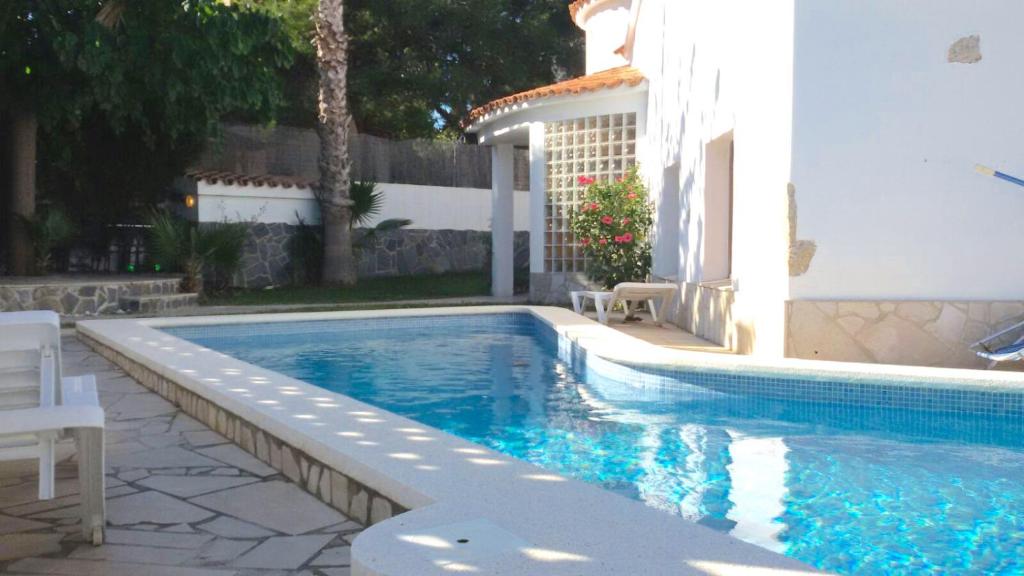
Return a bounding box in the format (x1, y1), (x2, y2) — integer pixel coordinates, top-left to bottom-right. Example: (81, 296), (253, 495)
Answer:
(0, 336), (361, 575)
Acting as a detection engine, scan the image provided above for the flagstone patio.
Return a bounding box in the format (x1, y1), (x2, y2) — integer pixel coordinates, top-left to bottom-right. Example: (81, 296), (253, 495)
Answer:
(0, 336), (361, 576)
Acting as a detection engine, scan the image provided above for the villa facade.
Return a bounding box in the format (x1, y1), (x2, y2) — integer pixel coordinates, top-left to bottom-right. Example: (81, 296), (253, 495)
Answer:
(468, 0), (1024, 368)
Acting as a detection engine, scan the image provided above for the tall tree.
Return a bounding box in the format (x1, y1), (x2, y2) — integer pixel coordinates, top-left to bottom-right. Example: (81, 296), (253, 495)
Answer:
(238, 0), (583, 138)
(314, 0), (357, 285)
(0, 0), (292, 273)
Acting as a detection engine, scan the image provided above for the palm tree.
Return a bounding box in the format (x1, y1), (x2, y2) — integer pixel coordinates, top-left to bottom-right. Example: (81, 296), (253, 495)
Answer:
(314, 0), (357, 286)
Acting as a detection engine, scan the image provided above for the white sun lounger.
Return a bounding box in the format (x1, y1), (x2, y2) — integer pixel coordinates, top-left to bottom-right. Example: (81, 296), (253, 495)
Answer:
(0, 311), (105, 544)
(571, 282), (679, 326)
(972, 318), (1024, 367)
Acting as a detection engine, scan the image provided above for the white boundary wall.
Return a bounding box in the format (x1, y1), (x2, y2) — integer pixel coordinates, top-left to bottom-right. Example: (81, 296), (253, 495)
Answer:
(197, 182), (530, 231)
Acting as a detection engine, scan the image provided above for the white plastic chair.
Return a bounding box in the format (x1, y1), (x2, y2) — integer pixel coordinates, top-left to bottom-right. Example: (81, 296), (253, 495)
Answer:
(571, 282), (679, 326)
(0, 311), (64, 498)
(0, 311), (105, 544)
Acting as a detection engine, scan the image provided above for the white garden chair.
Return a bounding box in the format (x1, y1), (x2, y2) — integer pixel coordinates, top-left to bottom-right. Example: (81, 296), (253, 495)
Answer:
(571, 282), (679, 326)
(0, 311), (105, 544)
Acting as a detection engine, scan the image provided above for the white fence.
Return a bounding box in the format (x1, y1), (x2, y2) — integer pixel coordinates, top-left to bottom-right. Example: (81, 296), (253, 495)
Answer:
(195, 182), (530, 231)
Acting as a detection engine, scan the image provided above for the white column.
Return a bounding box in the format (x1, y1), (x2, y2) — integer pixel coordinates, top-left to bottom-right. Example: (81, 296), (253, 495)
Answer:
(491, 144), (515, 298)
(528, 122), (546, 275)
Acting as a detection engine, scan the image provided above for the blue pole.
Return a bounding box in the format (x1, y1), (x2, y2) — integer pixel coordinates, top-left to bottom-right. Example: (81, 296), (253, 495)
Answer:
(976, 164), (1024, 188)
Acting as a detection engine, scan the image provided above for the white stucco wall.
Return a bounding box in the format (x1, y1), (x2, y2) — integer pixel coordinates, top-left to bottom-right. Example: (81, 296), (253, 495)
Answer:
(633, 0), (795, 356)
(578, 0), (631, 74)
(196, 182), (530, 231)
(789, 1), (1024, 301)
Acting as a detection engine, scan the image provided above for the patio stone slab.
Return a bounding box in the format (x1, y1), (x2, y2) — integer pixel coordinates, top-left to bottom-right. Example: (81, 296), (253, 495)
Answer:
(107, 447), (224, 471)
(189, 481), (345, 535)
(8, 557), (239, 575)
(169, 414), (207, 434)
(139, 434), (187, 449)
(318, 569), (352, 576)
(193, 446), (277, 478)
(0, 533), (63, 562)
(182, 431), (229, 448)
(0, 478), (81, 508)
(0, 515), (50, 535)
(0, 336), (363, 575)
(69, 544), (200, 565)
(310, 546), (351, 567)
(229, 535), (334, 570)
(136, 475), (259, 498)
(189, 539), (257, 565)
(105, 394), (178, 420)
(195, 516), (275, 539)
(107, 492), (216, 525)
(105, 528), (215, 549)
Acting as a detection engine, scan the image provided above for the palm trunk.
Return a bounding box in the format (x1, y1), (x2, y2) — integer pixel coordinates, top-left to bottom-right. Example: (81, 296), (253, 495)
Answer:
(8, 106), (36, 275)
(315, 0), (357, 286)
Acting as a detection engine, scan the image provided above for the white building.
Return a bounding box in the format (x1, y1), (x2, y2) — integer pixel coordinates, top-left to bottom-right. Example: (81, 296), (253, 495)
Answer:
(467, 0), (1024, 368)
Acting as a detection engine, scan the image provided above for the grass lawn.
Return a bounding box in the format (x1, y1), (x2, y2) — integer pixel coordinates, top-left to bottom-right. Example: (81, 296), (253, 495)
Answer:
(204, 271), (493, 306)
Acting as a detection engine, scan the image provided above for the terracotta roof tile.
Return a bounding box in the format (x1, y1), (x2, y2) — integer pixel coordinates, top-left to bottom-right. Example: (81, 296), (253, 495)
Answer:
(569, 0), (592, 23)
(467, 66), (645, 125)
(185, 169), (318, 190)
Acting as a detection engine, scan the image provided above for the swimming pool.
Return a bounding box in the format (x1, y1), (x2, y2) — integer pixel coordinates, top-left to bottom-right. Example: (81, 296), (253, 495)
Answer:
(165, 313), (1024, 575)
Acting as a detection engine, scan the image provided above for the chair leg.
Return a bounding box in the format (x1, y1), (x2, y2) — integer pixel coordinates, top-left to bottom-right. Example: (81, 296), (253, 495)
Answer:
(571, 292), (583, 314)
(38, 434), (55, 500)
(595, 296), (610, 324)
(648, 299), (660, 325)
(623, 299), (635, 321)
(76, 427), (105, 545)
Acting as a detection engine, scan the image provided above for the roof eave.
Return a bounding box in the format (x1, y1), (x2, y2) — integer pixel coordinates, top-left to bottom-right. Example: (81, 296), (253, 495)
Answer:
(465, 81), (647, 134)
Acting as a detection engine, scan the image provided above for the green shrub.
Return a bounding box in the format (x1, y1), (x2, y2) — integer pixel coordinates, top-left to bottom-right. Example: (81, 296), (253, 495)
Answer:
(569, 167), (653, 288)
(147, 210), (247, 294)
(287, 214), (323, 285)
(22, 205), (77, 274)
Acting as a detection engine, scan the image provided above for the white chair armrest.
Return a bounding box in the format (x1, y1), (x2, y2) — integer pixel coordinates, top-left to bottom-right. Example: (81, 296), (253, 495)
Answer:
(0, 405), (105, 437)
(62, 375), (99, 407)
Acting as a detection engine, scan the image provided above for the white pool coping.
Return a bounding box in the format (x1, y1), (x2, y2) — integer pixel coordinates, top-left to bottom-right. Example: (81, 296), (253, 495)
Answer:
(77, 306), (1024, 575)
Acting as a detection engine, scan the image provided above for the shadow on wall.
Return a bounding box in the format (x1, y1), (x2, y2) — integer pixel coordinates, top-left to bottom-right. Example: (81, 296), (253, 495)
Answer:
(672, 281), (757, 354)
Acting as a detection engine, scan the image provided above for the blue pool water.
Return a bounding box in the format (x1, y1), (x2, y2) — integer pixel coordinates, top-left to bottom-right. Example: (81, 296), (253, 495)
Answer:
(166, 314), (1024, 575)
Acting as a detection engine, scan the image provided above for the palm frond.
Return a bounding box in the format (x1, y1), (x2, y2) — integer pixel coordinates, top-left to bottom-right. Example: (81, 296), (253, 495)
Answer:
(147, 209), (189, 271)
(373, 218), (412, 231)
(349, 181), (383, 228)
(95, 0), (127, 30)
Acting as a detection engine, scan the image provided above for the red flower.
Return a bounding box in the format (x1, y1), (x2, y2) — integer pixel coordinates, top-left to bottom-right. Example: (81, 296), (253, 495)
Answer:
(600, 215), (614, 225)
(589, 202), (599, 211)
(580, 238), (591, 246)
(622, 232), (634, 242)
(614, 236), (623, 243)
(577, 175), (596, 186)
(598, 238), (608, 245)
(621, 217), (631, 225)
(627, 193), (638, 200)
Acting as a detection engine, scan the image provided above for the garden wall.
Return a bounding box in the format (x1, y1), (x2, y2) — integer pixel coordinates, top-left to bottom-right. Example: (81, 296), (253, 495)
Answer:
(234, 223), (529, 289)
(198, 123), (530, 191)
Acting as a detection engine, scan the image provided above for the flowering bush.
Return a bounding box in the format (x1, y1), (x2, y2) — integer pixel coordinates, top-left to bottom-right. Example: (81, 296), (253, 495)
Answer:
(570, 168), (653, 288)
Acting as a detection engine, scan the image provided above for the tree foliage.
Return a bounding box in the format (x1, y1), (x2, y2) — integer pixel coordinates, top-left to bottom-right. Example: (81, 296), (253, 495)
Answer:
(239, 0), (584, 138)
(0, 0), (293, 228)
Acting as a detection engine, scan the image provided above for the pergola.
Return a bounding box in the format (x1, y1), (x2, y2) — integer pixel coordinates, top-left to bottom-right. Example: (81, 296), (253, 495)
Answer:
(465, 66), (648, 301)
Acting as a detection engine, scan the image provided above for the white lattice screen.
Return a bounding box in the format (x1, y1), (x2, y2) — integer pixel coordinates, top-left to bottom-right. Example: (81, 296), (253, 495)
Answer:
(543, 113), (637, 272)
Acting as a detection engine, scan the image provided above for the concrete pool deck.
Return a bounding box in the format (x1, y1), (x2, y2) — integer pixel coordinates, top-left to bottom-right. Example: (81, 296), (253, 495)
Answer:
(64, 305), (1024, 575)
(0, 335), (360, 576)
